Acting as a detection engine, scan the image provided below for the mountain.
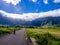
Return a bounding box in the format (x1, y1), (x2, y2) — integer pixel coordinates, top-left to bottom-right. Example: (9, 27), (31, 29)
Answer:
(0, 13), (31, 26)
(31, 16), (60, 26)
(0, 11), (60, 27)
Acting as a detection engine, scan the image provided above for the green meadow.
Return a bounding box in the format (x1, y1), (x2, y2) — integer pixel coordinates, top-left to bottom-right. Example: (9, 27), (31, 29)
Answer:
(0, 26), (21, 35)
(26, 28), (60, 45)
(0, 25), (60, 45)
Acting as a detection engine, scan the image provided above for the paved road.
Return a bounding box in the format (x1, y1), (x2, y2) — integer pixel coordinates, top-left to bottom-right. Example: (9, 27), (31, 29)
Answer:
(0, 30), (29, 45)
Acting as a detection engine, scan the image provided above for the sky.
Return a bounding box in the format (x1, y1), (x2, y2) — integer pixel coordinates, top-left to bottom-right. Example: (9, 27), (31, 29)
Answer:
(0, 0), (60, 21)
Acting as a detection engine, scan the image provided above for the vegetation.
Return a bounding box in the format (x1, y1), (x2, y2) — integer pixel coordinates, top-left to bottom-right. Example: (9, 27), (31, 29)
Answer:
(0, 25), (21, 35)
(26, 28), (60, 45)
(0, 25), (60, 45)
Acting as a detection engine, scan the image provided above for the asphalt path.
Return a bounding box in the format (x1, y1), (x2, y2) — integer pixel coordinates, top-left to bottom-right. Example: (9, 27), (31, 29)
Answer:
(0, 30), (30, 45)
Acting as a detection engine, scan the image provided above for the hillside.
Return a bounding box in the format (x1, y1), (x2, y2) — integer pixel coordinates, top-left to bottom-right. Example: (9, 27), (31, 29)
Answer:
(0, 12), (60, 27)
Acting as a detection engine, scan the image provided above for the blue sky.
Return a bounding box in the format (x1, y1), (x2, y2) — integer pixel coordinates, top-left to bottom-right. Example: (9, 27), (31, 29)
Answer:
(0, 0), (60, 21)
(0, 0), (60, 14)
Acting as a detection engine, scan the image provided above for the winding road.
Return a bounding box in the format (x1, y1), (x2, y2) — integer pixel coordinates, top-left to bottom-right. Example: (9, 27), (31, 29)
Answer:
(0, 30), (30, 45)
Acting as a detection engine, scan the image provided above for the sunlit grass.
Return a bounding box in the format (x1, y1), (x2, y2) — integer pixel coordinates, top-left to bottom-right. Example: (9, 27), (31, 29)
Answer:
(26, 28), (60, 37)
(25, 28), (60, 45)
(0, 27), (21, 35)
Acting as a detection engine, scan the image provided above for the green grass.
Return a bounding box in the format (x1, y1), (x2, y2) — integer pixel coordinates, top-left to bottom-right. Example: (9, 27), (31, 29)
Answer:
(26, 28), (60, 45)
(0, 27), (21, 35)
(26, 28), (60, 37)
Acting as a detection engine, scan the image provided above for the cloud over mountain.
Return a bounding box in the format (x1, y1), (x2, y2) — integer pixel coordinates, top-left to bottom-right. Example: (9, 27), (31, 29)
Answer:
(0, 9), (60, 21)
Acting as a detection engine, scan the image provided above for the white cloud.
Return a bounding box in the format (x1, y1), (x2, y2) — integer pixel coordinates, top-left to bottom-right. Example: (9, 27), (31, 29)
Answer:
(43, 0), (48, 4)
(2, 0), (21, 5)
(0, 10), (39, 21)
(54, 0), (60, 3)
(32, 0), (37, 2)
(39, 9), (60, 17)
(0, 9), (60, 21)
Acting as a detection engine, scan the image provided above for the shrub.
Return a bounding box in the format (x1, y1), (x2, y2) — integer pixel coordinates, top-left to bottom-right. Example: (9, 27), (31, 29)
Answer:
(0, 30), (12, 35)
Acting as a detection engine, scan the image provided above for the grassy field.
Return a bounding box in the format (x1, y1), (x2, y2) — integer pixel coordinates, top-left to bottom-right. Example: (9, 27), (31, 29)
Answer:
(26, 28), (60, 45)
(0, 26), (60, 45)
(0, 27), (21, 35)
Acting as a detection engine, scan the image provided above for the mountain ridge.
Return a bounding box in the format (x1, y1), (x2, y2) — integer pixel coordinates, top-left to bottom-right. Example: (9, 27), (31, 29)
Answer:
(0, 11), (60, 26)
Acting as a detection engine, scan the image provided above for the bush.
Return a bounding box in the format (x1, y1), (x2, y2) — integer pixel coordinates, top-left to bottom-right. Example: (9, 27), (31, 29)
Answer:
(0, 30), (12, 35)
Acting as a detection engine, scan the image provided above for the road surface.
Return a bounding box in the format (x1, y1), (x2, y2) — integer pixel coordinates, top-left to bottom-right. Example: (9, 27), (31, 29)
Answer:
(0, 30), (30, 45)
